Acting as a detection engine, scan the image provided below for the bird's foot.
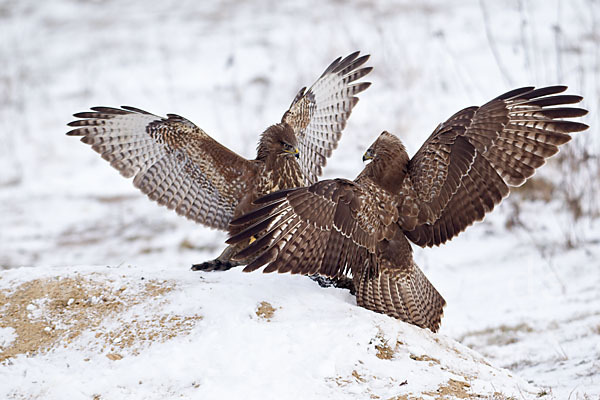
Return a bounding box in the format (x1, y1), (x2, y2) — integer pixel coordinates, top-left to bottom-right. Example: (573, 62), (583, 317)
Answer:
(309, 275), (356, 295)
(191, 259), (238, 272)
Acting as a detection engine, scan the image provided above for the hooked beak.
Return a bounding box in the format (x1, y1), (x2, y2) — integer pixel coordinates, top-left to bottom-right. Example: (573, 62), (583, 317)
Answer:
(363, 149), (374, 162)
(285, 147), (300, 158)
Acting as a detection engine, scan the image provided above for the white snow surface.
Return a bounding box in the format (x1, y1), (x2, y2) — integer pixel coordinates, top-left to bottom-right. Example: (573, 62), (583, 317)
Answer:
(0, 264), (537, 400)
(0, 327), (16, 350)
(1, 0), (599, 399)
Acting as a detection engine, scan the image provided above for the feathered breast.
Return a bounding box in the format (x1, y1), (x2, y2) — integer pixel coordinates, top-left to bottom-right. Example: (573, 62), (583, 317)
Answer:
(258, 157), (307, 195)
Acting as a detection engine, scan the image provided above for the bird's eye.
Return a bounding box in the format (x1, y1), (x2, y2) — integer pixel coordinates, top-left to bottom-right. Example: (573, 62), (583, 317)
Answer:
(283, 143), (293, 151)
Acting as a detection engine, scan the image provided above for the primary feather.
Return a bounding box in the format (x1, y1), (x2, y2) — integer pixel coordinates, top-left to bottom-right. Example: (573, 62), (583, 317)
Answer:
(228, 86), (589, 331)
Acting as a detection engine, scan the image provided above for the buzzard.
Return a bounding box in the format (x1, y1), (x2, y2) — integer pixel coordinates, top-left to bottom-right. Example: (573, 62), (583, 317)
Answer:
(227, 86), (589, 332)
(67, 52), (372, 270)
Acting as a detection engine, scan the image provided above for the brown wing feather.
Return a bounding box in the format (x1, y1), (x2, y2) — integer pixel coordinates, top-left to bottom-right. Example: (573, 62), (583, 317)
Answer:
(228, 178), (446, 331)
(406, 125), (479, 226)
(227, 178), (384, 278)
(67, 107), (257, 230)
(403, 86), (589, 247)
(283, 52), (372, 184)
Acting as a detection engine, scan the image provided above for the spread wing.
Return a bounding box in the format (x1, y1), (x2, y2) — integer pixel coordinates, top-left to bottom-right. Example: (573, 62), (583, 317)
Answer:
(401, 86), (589, 246)
(227, 179), (445, 331)
(282, 51), (372, 184)
(226, 178), (395, 278)
(67, 107), (257, 230)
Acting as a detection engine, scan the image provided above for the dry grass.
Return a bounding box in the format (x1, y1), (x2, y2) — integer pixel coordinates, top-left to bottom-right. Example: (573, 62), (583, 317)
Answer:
(0, 275), (202, 361)
(505, 132), (599, 252)
(95, 313), (203, 357)
(255, 301), (276, 320)
(409, 353), (440, 365)
(372, 331), (397, 360)
(423, 378), (472, 399)
(323, 328), (521, 399)
(459, 323), (534, 348)
(510, 176), (556, 203)
(386, 378), (518, 400)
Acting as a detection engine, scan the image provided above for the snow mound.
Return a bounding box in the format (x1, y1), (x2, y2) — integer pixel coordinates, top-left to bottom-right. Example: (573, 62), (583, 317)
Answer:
(0, 264), (538, 400)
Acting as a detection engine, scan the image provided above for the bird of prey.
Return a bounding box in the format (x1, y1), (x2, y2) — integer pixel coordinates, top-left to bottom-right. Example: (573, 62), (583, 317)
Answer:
(67, 52), (372, 271)
(227, 86), (589, 332)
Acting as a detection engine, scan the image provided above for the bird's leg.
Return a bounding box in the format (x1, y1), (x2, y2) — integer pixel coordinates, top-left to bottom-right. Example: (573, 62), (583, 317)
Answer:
(309, 275), (356, 295)
(191, 244), (243, 272)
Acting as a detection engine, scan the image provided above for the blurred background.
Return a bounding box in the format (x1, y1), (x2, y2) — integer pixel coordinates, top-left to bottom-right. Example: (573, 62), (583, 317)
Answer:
(0, 0), (599, 397)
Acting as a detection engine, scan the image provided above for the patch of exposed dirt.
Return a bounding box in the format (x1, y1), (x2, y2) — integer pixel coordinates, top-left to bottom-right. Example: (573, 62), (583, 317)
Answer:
(359, 331), (515, 399)
(106, 353), (123, 361)
(409, 353), (440, 365)
(325, 333), (519, 400)
(95, 313), (202, 357)
(419, 378), (518, 400)
(422, 379), (473, 399)
(256, 301), (276, 320)
(372, 330), (399, 360)
(376, 341), (395, 360)
(332, 375), (513, 400)
(0, 275), (201, 361)
(352, 370), (366, 383)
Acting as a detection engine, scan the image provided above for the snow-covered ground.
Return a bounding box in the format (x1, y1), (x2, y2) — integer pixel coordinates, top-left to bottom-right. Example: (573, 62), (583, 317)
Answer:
(1, 0), (599, 398)
(0, 263), (541, 400)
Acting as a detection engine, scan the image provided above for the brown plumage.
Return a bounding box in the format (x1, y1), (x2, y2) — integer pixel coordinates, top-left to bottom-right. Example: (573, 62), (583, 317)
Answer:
(67, 52), (372, 270)
(227, 86), (589, 332)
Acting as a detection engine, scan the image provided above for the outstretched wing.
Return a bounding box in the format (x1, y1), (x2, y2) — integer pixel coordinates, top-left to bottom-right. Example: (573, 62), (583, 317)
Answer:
(67, 107), (257, 230)
(402, 86), (589, 246)
(282, 52), (372, 184)
(226, 178), (395, 278)
(228, 179), (445, 331)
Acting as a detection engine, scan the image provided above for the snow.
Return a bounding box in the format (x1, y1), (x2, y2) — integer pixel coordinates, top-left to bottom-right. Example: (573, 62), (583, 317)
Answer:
(1, 0), (599, 399)
(422, 205), (600, 397)
(0, 264), (537, 400)
(0, 327), (16, 350)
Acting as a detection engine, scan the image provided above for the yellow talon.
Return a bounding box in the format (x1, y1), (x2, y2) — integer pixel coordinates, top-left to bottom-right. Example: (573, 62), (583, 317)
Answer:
(249, 236), (257, 244)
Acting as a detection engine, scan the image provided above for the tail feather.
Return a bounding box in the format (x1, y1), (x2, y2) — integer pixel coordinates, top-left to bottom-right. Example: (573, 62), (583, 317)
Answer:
(355, 261), (445, 332)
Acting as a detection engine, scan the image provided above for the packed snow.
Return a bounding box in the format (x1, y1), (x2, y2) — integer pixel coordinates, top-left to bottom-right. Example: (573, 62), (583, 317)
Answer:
(0, 264), (540, 400)
(1, 0), (599, 399)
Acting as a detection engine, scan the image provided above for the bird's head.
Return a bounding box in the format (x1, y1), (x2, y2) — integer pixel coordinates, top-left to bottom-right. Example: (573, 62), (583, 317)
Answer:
(363, 131), (406, 163)
(276, 125), (300, 159)
(362, 131), (409, 192)
(257, 123), (300, 163)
